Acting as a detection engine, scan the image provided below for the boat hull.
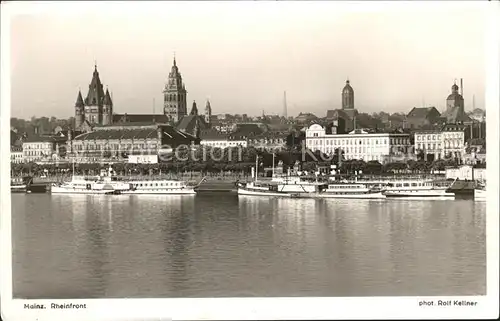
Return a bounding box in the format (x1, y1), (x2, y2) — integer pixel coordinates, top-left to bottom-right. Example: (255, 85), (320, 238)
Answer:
(474, 189), (487, 201)
(237, 188), (293, 197)
(51, 187), (119, 195)
(11, 185), (27, 193)
(316, 192), (386, 199)
(121, 189), (196, 195)
(383, 190), (455, 200)
(238, 188), (386, 199)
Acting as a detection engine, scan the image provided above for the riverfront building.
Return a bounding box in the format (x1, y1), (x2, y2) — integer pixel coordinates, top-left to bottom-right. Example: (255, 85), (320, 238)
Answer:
(199, 130), (248, 149)
(11, 147), (24, 164)
(22, 135), (67, 163)
(305, 124), (411, 163)
(70, 123), (198, 163)
(414, 124), (466, 161)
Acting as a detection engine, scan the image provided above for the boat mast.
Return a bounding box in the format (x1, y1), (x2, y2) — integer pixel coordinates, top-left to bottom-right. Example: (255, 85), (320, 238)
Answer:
(272, 153), (275, 178)
(255, 155), (259, 182)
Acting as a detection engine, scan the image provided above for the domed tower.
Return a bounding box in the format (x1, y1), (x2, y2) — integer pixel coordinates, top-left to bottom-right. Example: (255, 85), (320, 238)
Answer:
(74, 90), (85, 129)
(342, 79), (354, 110)
(163, 56), (188, 123)
(446, 81), (464, 114)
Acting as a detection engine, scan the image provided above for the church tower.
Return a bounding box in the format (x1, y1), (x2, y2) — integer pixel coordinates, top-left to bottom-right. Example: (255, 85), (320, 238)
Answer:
(74, 90), (85, 129)
(102, 87), (113, 125)
(342, 79), (354, 110)
(84, 64), (106, 125)
(163, 56), (188, 123)
(205, 99), (212, 125)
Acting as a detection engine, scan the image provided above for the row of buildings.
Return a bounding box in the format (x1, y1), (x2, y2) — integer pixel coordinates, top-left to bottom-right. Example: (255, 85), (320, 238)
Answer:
(11, 120), (484, 165)
(10, 58), (486, 166)
(304, 123), (477, 164)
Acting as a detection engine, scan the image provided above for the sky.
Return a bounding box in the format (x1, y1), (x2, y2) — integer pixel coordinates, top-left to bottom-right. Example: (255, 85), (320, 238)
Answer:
(8, 1), (489, 119)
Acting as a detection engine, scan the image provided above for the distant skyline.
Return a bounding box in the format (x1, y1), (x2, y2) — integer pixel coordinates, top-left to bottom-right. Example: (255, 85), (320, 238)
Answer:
(9, 1), (488, 119)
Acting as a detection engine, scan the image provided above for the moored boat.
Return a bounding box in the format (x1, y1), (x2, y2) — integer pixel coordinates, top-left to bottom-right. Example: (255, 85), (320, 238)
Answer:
(51, 175), (132, 195)
(474, 188), (486, 201)
(237, 156), (325, 197)
(121, 178), (197, 195)
(318, 182), (386, 199)
(474, 181), (487, 201)
(11, 176), (33, 193)
(380, 179), (456, 199)
(237, 177), (324, 197)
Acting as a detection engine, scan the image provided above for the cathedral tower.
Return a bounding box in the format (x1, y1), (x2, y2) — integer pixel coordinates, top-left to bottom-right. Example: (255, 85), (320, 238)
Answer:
(74, 64), (113, 128)
(84, 64), (106, 125)
(163, 57), (188, 123)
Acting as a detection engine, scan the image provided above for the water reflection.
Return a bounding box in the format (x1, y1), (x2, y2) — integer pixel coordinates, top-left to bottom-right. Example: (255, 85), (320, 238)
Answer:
(12, 193), (486, 298)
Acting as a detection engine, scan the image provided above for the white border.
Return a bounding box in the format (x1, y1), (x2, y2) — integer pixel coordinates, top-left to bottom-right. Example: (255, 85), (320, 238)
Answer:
(1, 1), (499, 320)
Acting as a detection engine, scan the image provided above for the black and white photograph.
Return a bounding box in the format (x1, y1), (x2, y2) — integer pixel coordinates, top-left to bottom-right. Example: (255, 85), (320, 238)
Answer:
(1, 1), (499, 320)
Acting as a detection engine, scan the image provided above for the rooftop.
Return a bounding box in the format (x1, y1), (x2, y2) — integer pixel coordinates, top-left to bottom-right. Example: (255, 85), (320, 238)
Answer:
(407, 107), (440, 118)
(112, 113), (170, 124)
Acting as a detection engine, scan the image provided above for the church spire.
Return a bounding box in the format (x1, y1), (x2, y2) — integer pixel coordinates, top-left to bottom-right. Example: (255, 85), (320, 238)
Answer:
(103, 87), (113, 106)
(190, 100), (198, 116)
(86, 64), (105, 106)
(75, 90), (84, 107)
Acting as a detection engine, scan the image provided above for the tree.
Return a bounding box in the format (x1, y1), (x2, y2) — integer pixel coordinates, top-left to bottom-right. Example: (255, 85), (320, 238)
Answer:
(365, 160), (382, 174)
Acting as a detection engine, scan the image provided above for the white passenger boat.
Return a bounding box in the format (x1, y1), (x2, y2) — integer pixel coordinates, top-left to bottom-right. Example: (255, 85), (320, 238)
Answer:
(51, 175), (133, 195)
(237, 155), (325, 197)
(237, 155), (385, 199)
(121, 179), (197, 195)
(51, 164), (132, 195)
(318, 182), (386, 199)
(379, 179), (456, 199)
(237, 176), (324, 197)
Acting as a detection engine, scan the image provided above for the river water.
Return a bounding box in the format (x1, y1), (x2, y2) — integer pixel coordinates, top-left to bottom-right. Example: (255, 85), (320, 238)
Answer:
(11, 193), (486, 298)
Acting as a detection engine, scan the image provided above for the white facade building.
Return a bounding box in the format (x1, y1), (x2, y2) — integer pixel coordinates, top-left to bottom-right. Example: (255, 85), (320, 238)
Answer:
(414, 125), (465, 160)
(11, 147), (24, 163)
(128, 154), (159, 164)
(305, 124), (411, 163)
(200, 138), (248, 149)
(22, 139), (58, 163)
